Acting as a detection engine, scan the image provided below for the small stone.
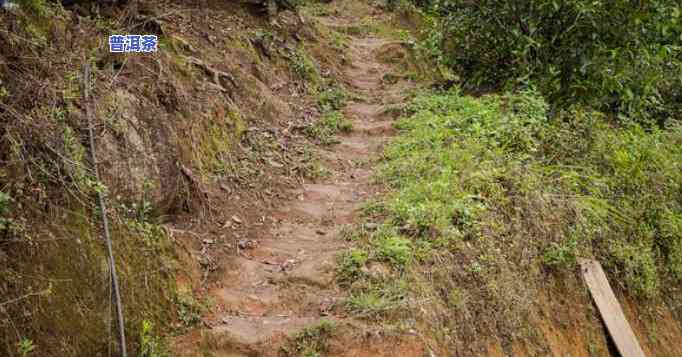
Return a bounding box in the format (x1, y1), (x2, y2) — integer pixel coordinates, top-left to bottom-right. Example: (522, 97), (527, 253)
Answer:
(315, 229), (326, 235)
(203, 239), (215, 244)
(238, 239), (258, 250)
(232, 215), (243, 224)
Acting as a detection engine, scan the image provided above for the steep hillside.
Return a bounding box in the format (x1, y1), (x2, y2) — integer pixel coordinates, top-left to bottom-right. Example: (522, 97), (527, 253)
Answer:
(0, 0), (353, 355)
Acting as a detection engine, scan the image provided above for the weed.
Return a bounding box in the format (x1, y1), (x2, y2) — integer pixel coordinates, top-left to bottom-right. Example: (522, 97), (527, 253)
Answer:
(283, 320), (335, 357)
(347, 290), (389, 314)
(304, 111), (352, 145)
(17, 0), (50, 16)
(0, 192), (12, 232)
(446, 288), (467, 310)
(0, 84), (9, 100)
(330, 31), (350, 52)
(16, 338), (35, 357)
(346, 279), (407, 316)
(337, 248), (369, 285)
(543, 235), (578, 268)
(289, 47), (320, 84)
(299, 145), (329, 179)
(139, 320), (170, 357)
(661, 211), (682, 280)
(175, 291), (204, 329)
(375, 236), (412, 267)
(317, 86), (347, 113)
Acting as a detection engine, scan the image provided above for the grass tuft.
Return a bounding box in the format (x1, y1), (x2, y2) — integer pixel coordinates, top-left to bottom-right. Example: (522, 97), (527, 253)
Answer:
(305, 111), (353, 145)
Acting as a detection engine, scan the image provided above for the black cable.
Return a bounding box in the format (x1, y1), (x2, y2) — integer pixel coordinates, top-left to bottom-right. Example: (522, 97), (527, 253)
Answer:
(83, 64), (128, 357)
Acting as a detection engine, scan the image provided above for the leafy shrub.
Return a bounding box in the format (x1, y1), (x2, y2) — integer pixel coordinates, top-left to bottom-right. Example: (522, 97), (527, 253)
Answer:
(289, 47), (320, 83)
(337, 248), (369, 285)
(375, 236), (412, 267)
(414, 0), (682, 124)
(317, 87), (347, 113)
(139, 320), (169, 357)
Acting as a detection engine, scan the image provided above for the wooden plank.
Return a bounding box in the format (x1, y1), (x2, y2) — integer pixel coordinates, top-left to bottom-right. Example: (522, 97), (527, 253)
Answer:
(579, 258), (646, 357)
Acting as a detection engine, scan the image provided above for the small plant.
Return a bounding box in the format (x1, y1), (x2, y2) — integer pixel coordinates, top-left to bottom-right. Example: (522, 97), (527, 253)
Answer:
(347, 290), (389, 314)
(16, 338), (35, 357)
(375, 236), (412, 267)
(299, 145), (329, 179)
(447, 288), (467, 310)
(289, 47), (320, 83)
(0, 84), (9, 100)
(17, 0), (51, 16)
(543, 236), (578, 268)
(0, 192), (13, 233)
(304, 111), (352, 145)
(317, 87), (347, 113)
(337, 248), (369, 285)
(175, 291), (204, 328)
(283, 320), (335, 357)
(139, 320), (169, 357)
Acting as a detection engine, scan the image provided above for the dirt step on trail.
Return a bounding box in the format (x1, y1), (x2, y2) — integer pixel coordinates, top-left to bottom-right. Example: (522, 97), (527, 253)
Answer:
(191, 15), (411, 357)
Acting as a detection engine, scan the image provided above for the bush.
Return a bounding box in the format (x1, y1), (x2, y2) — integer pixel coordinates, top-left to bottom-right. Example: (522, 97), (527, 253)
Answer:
(414, 0), (682, 124)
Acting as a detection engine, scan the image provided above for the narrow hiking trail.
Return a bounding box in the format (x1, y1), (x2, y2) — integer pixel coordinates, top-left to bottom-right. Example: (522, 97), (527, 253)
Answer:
(179, 9), (418, 357)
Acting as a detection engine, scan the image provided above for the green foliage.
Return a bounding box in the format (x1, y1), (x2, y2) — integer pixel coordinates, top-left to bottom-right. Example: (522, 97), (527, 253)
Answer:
(660, 211), (682, 280)
(16, 339), (35, 357)
(415, 0), (682, 124)
(364, 87), (682, 302)
(139, 320), (170, 357)
(175, 291), (204, 328)
(299, 144), (330, 179)
(0, 192), (10, 215)
(289, 47), (320, 83)
(284, 320), (335, 357)
(16, 0), (50, 16)
(0, 192), (12, 232)
(375, 236), (412, 267)
(337, 248), (369, 285)
(304, 111), (353, 145)
(543, 236), (578, 268)
(346, 290), (391, 314)
(317, 87), (348, 113)
(345, 279), (407, 316)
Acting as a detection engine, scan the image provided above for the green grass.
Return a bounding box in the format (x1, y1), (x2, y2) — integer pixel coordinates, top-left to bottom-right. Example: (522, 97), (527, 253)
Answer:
(282, 320), (336, 357)
(305, 111), (353, 145)
(337, 86), (682, 340)
(139, 320), (170, 357)
(317, 86), (348, 113)
(378, 87), (682, 296)
(299, 144), (330, 180)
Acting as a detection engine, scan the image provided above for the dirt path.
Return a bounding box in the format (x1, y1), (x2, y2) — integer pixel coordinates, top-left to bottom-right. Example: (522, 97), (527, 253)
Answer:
(188, 12), (409, 357)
